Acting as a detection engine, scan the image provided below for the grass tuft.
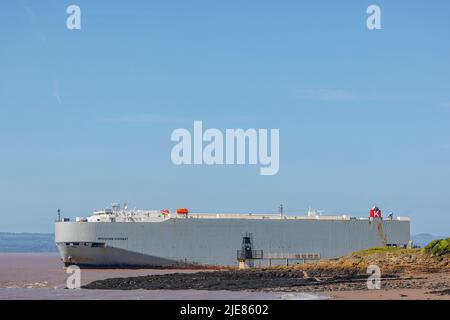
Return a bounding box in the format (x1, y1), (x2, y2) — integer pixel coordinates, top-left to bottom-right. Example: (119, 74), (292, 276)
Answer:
(423, 238), (450, 256)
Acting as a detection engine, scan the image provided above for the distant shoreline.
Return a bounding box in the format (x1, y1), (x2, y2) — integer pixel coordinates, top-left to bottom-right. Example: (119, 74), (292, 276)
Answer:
(0, 232), (57, 253)
(0, 252), (59, 254)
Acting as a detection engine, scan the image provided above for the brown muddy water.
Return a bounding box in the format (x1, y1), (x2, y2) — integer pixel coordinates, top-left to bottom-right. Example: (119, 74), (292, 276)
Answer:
(0, 253), (327, 300)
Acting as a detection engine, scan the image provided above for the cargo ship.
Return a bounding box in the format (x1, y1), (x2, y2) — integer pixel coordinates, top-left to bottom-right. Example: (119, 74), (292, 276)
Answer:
(55, 205), (411, 267)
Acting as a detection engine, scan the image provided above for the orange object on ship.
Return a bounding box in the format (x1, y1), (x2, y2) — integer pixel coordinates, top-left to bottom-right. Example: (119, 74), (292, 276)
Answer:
(176, 208), (189, 214)
(160, 209), (170, 215)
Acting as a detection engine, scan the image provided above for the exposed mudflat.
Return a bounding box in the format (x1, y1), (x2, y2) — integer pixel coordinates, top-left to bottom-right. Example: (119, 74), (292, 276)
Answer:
(83, 268), (399, 291)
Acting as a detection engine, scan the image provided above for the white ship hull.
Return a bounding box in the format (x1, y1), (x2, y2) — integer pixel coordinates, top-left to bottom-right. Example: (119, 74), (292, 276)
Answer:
(55, 216), (410, 267)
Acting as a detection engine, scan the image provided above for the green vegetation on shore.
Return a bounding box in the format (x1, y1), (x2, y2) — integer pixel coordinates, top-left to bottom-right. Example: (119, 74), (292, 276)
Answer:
(351, 238), (450, 258)
(423, 238), (450, 257)
(289, 239), (450, 274)
(353, 246), (408, 255)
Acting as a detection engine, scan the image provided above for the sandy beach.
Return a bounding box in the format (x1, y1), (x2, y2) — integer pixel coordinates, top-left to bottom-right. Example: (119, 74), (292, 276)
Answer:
(331, 288), (449, 300)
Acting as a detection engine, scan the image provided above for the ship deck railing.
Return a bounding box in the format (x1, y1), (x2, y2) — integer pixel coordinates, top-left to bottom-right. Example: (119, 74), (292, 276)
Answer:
(186, 214), (410, 221)
(70, 212), (411, 223)
(237, 250), (321, 261)
(237, 250), (321, 267)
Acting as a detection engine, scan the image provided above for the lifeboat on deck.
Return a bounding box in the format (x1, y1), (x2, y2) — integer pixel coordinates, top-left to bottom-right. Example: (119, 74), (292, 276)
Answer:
(176, 208), (189, 216)
(160, 209), (170, 216)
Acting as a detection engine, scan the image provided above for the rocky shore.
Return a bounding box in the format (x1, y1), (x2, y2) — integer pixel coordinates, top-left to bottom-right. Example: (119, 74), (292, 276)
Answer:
(83, 268), (398, 291)
(83, 246), (450, 298)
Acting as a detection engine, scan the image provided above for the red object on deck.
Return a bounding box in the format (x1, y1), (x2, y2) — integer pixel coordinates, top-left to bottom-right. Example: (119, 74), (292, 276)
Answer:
(176, 208), (189, 215)
(370, 207), (382, 218)
(160, 209), (170, 215)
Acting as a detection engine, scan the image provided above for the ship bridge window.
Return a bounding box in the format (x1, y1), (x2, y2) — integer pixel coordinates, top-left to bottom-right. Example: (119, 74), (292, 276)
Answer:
(66, 242), (79, 247)
(91, 242), (106, 248)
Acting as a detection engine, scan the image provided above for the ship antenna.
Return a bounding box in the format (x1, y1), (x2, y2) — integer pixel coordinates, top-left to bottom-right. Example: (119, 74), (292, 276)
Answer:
(57, 208), (61, 222)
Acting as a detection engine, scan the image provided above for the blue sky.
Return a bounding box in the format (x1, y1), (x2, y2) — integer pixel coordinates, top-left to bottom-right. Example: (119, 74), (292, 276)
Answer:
(0, 1), (449, 235)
